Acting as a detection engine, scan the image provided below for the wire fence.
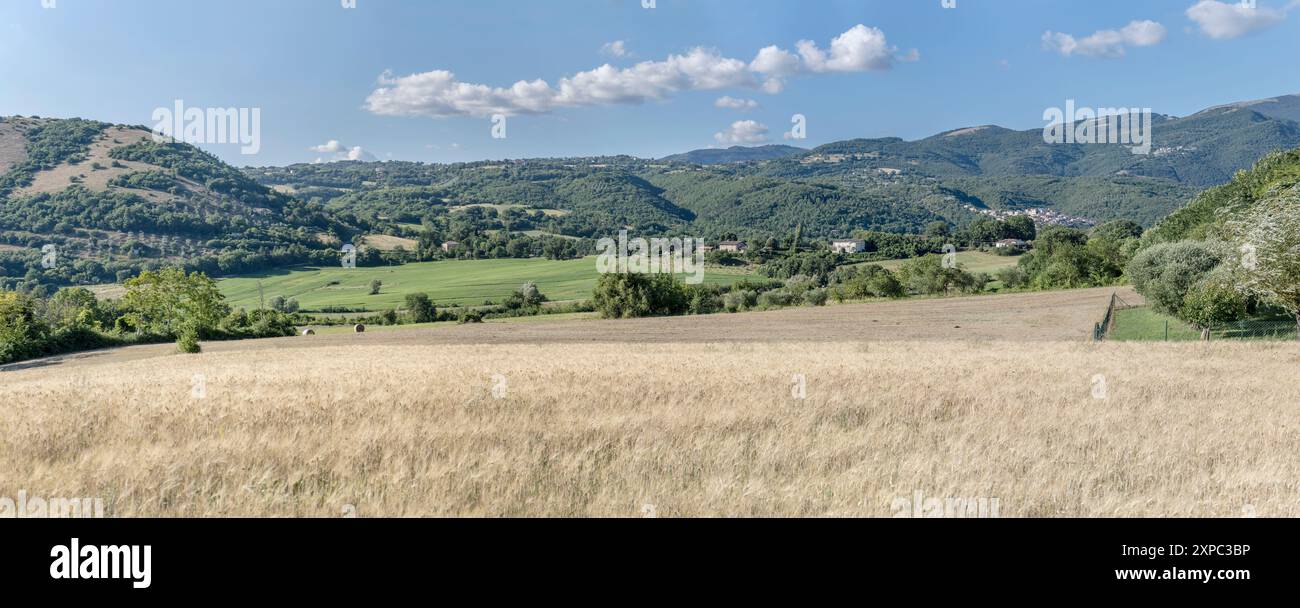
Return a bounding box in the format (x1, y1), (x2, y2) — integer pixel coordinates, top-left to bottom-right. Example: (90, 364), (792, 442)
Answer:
(1092, 292), (1139, 341)
(1095, 293), (1299, 342)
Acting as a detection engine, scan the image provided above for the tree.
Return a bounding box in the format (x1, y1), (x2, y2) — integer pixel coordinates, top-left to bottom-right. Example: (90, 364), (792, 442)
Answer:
(122, 268), (228, 340)
(923, 221), (951, 240)
(965, 218), (1002, 246)
(1003, 216), (1037, 241)
(269, 295), (287, 312)
(503, 282), (546, 312)
(592, 273), (688, 319)
(1091, 219), (1143, 242)
(48, 287), (101, 327)
(897, 255), (979, 296)
(0, 291), (49, 364)
(1226, 190), (1300, 339)
(404, 292), (437, 323)
(1181, 271), (1247, 340)
(369, 280), (383, 295)
(1126, 241), (1228, 318)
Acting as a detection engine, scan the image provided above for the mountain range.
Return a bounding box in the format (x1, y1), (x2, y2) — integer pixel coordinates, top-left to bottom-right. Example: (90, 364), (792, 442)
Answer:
(2, 93), (1299, 287)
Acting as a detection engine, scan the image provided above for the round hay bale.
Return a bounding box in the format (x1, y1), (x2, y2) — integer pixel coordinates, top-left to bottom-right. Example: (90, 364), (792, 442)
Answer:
(354, 324), (366, 333)
(300, 328), (315, 336)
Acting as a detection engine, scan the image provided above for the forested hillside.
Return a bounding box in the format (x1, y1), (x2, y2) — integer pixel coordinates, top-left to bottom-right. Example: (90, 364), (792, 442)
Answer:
(5, 94), (1300, 292)
(0, 116), (355, 292)
(1145, 148), (1300, 244)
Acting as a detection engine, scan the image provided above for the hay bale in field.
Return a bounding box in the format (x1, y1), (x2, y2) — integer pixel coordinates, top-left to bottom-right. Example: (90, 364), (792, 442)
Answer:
(300, 329), (315, 336)
(354, 324), (366, 333)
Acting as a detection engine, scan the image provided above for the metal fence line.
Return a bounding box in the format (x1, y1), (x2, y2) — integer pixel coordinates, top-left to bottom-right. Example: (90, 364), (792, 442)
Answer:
(1096, 292), (1298, 342)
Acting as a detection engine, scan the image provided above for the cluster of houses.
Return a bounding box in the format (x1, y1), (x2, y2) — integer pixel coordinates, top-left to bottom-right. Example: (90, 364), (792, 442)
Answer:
(697, 241), (749, 254)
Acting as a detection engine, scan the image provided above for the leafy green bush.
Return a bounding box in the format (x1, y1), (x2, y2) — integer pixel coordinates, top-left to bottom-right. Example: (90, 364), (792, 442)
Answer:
(804, 288), (829, 307)
(404, 292), (437, 323)
(685, 284), (724, 315)
(176, 328), (201, 354)
(591, 273), (689, 319)
(758, 289), (801, 308)
(1182, 271), (1248, 337)
(1127, 241), (1229, 317)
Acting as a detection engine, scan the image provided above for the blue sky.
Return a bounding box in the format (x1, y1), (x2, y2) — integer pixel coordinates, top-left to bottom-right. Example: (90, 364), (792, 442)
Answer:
(2, 0), (1297, 166)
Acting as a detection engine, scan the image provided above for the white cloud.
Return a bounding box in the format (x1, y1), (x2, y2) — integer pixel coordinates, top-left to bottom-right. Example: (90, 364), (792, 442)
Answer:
(795, 24), (895, 72)
(1042, 19), (1167, 58)
(364, 24), (905, 119)
(715, 96), (759, 111)
(309, 140), (346, 153)
(714, 120), (770, 145)
(346, 146), (375, 161)
(600, 40), (629, 58)
(749, 45), (802, 93)
(1186, 0), (1288, 39)
(309, 140), (376, 162)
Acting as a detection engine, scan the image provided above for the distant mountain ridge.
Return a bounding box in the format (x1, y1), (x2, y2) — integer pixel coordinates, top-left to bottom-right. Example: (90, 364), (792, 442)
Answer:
(1201, 93), (1300, 124)
(659, 144), (807, 164)
(780, 103), (1300, 189)
(659, 94), (1300, 191)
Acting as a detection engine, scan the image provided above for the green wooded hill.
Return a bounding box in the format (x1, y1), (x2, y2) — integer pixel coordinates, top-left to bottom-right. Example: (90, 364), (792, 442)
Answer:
(659, 145), (808, 164)
(1145, 147), (1300, 244)
(0, 116), (357, 290)
(6, 94), (1300, 291)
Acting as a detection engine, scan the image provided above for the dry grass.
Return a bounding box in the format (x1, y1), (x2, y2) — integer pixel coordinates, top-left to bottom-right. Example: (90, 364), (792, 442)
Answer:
(360, 234), (419, 251)
(6, 287), (1135, 373)
(0, 120), (29, 174)
(2, 340), (1297, 517)
(13, 126), (158, 197)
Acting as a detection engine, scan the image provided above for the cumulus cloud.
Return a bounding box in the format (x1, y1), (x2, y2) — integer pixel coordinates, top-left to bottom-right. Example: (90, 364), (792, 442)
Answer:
(796, 24), (895, 72)
(715, 96), (759, 111)
(308, 140), (346, 153)
(1186, 0), (1288, 39)
(600, 40), (629, 58)
(364, 24), (904, 119)
(714, 120), (770, 145)
(1042, 19), (1167, 58)
(309, 140), (376, 162)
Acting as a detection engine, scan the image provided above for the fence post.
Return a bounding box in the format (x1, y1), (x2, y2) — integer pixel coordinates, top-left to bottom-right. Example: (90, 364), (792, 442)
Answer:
(1105, 292), (1118, 338)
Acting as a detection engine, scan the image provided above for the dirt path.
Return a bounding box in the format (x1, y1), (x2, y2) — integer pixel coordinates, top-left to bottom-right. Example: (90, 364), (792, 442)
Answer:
(2, 287), (1133, 374)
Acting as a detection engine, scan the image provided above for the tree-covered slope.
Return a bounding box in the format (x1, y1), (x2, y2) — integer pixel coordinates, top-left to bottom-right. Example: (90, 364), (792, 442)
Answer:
(0, 116), (355, 289)
(1145, 148), (1300, 244)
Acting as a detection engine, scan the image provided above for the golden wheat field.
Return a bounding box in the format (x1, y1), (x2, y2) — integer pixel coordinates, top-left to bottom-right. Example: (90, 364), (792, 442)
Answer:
(2, 336), (1298, 517)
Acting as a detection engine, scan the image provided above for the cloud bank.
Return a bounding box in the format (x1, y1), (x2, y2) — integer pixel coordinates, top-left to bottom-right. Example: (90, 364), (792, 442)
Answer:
(1186, 0), (1289, 39)
(1042, 20), (1166, 58)
(364, 24), (903, 119)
